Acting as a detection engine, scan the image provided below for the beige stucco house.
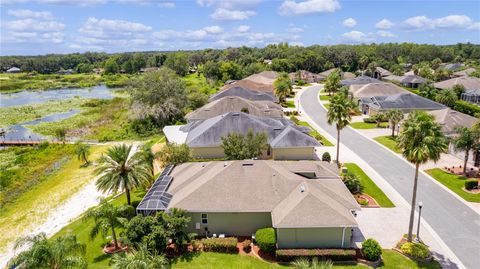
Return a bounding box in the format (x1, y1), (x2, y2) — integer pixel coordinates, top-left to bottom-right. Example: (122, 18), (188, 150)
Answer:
(137, 160), (360, 249)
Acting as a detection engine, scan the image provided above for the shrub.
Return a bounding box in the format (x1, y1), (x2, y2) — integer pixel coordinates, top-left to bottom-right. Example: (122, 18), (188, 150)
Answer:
(322, 152), (331, 162)
(342, 173), (363, 194)
(400, 242), (430, 259)
(201, 237), (238, 253)
(290, 115), (300, 124)
(454, 100), (480, 116)
(465, 179), (478, 190)
(242, 239), (252, 253)
(276, 249), (356, 262)
(285, 111), (299, 116)
(361, 238), (382, 261)
(255, 228), (276, 253)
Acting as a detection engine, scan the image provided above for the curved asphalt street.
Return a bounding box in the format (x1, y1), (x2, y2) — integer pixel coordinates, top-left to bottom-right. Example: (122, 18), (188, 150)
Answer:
(300, 85), (480, 269)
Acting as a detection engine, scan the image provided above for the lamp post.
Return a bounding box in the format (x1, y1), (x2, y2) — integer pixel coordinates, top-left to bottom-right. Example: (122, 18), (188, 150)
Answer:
(416, 201), (423, 242)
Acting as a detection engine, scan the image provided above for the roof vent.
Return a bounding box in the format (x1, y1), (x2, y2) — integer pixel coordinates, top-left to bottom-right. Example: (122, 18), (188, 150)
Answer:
(223, 162), (228, 167)
(300, 185), (305, 193)
(232, 112), (240, 116)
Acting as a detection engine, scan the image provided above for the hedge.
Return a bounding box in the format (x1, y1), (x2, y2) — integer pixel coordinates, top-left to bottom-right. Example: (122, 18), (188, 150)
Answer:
(454, 100), (480, 117)
(465, 179), (478, 190)
(400, 242), (430, 259)
(275, 249), (356, 262)
(255, 228), (276, 253)
(202, 237), (238, 253)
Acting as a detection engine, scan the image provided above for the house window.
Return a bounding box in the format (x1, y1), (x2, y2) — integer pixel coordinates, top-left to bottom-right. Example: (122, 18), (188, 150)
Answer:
(201, 213), (208, 224)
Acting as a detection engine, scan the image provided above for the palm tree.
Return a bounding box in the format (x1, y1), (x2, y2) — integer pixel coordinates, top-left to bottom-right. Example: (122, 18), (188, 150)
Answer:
(397, 111), (448, 242)
(324, 69), (341, 96)
(75, 141), (91, 166)
(274, 73), (292, 104)
(9, 233), (86, 269)
(54, 127), (67, 144)
(435, 89), (457, 107)
(386, 109), (404, 137)
(137, 144), (156, 176)
(452, 126), (478, 175)
(83, 199), (128, 250)
(327, 93), (354, 167)
(95, 144), (151, 205)
(111, 244), (169, 269)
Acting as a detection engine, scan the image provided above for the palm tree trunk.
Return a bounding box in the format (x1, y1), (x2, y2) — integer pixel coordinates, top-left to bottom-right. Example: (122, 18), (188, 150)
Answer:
(111, 224), (119, 249)
(391, 125), (395, 137)
(408, 163), (420, 242)
(126, 188), (131, 205)
(463, 149), (469, 175)
(336, 128), (341, 167)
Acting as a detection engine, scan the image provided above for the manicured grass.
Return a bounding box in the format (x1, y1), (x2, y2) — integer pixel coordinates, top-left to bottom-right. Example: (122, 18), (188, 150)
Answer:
(0, 145), (108, 252)
(374, 135), (402, 154)
(298, 121), (334, 146)
(53, 190), (146, 269)
(426, 168), (480, 203)
(344, 163), (395, 207)
(350, 122), (389, 129)
(284, 100), (295, 108)
(171, 250), (440, 269)
(324, 103), (330, 110)
(320, 94), (331, 101)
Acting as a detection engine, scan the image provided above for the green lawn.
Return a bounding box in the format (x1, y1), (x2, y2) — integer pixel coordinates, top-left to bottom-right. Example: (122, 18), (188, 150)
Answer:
(374, 136), (402, 154)
(320, 95), (331, 101)
(350, 122), (389, 129)
(53, 190), (146, 269)
(284, 100), (295, 108)
(344, 163), (395, 207)
(172, 250), (440, 269)
(324, 103), (330, 110)
(426, 168), (480, 203)
(298, 121), (334, 146)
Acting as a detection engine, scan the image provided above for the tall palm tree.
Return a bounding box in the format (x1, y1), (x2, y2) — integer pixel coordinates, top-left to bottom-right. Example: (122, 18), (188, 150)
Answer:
(83, 199), (128, 250)
(95, 144), (151, 205)
(274, 73), (292, 104)
(397, 111), (448, 242)
(386, 109), (404, 137)
(324, 69), (341, 96)
(55, 127), (67, 144)
(137, 144), (156, 176)
(452, 126), (478, 175)
(435, 89), (457, 107)
(75, 141), (91, 166)
(9, 233), (86, 269)
(327, 93), (354, 167)
(111, 244), (170, 269)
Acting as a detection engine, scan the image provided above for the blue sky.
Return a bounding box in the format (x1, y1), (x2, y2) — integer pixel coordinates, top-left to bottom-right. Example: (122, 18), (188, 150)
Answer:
(1, 0), (479, 56)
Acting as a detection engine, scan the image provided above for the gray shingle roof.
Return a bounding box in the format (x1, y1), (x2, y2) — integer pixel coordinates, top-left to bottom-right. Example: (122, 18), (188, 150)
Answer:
(159, 160), (359, 228)
(177, 112), (319, 148)
(428, 108), (477, 135)
(210, 86), (278, 102)
(341, 75), (381, 86)
(270, 125), (320, 148)
(186, 96), (283, 121)
(349, 82), (409, 98)
(369, 93), (446, 110)
(434, 77), (480, 91)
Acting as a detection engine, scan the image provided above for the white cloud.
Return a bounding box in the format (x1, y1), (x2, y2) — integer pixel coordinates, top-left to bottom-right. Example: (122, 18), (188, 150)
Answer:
(7, 9), (54, 20)
(5, 19), (65, 31)
(158, 1), (175, 8)
(278, 0), (340, 16)
(286, 25), (304, 33)
(203, 25), (223, 34)
(2, 0), (171, 6)
(401, 15), (479, 31)
(210, 8), (256, 20)
(236, 25), (250, 33)
(376, 30), (396, 37)
(375, 19), (393, 29)
(342, 18), (356, 28)
(79, 17), (151, 37)
(341, 30), (374, 43)
(196, 0), (261, 9)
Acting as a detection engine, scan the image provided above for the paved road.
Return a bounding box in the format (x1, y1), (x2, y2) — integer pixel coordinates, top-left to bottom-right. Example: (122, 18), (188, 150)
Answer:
(300, 85), (480, 269)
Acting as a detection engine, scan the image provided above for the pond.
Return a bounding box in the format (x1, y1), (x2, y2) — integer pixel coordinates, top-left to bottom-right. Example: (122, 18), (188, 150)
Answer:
(0, 85), (117, 108)
(1, 109), (80, 141)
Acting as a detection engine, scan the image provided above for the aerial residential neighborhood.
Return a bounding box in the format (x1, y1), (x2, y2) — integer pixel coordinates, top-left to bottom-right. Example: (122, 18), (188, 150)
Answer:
(0, 1), (479, 269)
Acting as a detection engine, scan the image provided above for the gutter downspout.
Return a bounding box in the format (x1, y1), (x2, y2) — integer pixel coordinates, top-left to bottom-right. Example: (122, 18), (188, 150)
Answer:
(341, 227), (347, 248)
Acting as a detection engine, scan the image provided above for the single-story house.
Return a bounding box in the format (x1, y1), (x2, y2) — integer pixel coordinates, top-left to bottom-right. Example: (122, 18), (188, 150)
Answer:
(373, 67), (392, 79)
(243, 71), (279, 85)
(434, 77), (480, 91)
(440, 63), (464, 72)
(56, 69), (74, 75)
(341, 75), (380, 86)
(461, 89), (480, 105)
(360, 93), (446, 115)
(136, 160), (360, 249)
(384, 74), (426, 88)
(221, 79), (275, 94)
(452, 67), (476, 77)
(209, 86), (278, 103)
(185, 96), (283, 122)
(6, 67), (21, 73)
(289, 70), (325, 83)
(319, 68), (356, 80)
(163, 112), (320, 160)
(349, 82), (410, 99)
